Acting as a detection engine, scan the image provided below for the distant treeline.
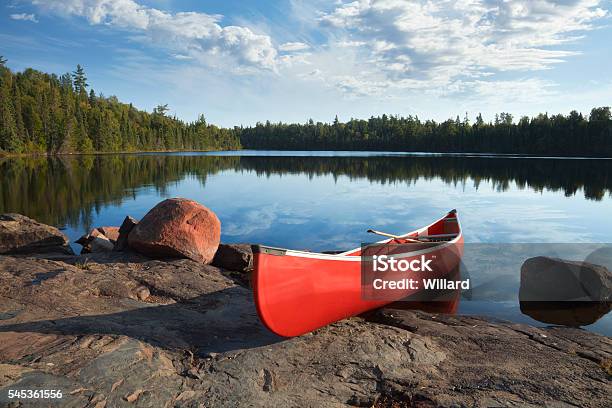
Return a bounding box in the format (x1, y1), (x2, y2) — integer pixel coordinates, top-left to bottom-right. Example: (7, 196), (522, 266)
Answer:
(1, 58), (611, 156)
(0, 59), (240, 153)
(239, 109), (612, 156)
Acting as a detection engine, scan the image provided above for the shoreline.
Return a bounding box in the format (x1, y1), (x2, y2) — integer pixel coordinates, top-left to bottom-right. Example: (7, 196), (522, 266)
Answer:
(0, 148), (242, 158)
(2, 148), (612, 159)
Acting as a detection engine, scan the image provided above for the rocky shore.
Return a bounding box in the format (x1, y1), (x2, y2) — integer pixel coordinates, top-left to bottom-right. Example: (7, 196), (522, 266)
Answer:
(0, 210), (611, 407)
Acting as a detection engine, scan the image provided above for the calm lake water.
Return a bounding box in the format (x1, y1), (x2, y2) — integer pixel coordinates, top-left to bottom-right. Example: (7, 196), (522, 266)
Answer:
(1, 151), (611, 335)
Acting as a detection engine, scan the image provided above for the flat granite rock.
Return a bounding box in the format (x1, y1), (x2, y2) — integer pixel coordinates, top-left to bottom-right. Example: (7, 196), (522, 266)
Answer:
(0, 213), (73, 256)
(0, 254), (610, 407)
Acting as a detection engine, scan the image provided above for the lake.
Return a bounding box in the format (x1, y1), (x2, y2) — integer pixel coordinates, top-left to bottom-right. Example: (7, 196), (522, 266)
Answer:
(1, 151), (611, 335)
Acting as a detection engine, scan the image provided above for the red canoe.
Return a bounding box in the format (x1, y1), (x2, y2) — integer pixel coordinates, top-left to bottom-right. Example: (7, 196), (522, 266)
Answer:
(252, 210), (464, 337)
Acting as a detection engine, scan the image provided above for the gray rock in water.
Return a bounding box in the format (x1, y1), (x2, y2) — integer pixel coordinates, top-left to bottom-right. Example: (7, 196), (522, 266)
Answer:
(520, 256), (612, 327)
(0, 213), (73, 255)
(520, 256), (612, 302)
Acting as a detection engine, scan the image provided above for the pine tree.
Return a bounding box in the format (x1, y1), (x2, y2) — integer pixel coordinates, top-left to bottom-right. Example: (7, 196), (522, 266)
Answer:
(475, 113), (484, 127)
(72, 64), (88, 95)
(154, 104), (169, 116)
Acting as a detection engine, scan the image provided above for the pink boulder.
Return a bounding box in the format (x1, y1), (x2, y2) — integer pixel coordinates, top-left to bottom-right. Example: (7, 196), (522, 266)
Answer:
(127, 198), (221, 263)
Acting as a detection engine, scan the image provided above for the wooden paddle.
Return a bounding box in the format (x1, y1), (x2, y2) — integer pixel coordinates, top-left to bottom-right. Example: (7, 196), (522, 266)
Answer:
(367, 229), (423, 243)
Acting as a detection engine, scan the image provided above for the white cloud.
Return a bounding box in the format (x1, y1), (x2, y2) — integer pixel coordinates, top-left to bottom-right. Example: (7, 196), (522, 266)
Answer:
(315, 0), (608, 95)
(30, 0), (278, 70)
(10, 13), (39, 23)
(279, 41), (310, 52)
(23, 0), (611, 121)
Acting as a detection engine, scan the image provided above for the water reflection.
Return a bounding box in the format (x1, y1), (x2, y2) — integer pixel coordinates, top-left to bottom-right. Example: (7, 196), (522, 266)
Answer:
(389, 266), (462, 314)
(519, 301), (611, 327)
(0, 155), (239, 230)
(2, 153), (612, 230)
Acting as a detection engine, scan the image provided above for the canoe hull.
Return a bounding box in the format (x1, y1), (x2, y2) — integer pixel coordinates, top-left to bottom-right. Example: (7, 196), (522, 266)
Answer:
(252, 211), (463, 337)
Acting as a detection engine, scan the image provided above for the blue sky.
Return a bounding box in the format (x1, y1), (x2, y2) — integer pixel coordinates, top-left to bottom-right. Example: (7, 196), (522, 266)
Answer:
(2, 0), (611, 126)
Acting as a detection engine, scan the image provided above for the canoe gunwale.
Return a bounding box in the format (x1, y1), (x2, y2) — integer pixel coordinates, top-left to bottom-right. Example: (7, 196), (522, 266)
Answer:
(252, 240), (459, 262)
(251, 209), (462, 262)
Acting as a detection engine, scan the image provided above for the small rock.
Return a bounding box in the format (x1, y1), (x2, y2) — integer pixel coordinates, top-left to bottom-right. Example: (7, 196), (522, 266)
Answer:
(89, 236), (114, 253)
(134, 286), (150, 301)
(98, 226), (120, 242)
(127, 198), (221, 263)
(114, 216), (138, 251)
(212, 243), (253, 272)
(76, 229), (115, 254)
